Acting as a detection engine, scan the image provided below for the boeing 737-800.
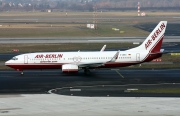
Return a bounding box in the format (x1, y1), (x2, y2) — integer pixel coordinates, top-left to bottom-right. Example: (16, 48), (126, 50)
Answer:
(5, 21), (167, 74)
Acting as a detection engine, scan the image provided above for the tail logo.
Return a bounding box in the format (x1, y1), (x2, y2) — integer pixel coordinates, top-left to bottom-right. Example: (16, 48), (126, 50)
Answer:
(145, 23), (166, 50)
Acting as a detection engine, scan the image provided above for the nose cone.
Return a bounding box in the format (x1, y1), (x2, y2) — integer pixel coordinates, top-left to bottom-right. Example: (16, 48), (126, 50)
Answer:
(5, 60), (11, 66)
(5, 60), (17, 70)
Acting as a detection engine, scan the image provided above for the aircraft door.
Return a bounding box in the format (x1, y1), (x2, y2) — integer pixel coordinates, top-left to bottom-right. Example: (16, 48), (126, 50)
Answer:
(136, 53), (140, 61)
(24, 55), (28, 64)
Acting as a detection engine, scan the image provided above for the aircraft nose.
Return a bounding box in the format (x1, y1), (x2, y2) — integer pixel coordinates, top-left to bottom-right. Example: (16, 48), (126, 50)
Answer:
(5, 60), (11, 66)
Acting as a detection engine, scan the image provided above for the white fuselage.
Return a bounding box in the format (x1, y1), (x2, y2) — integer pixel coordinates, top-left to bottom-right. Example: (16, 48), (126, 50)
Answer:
(5, 50), (153, 71)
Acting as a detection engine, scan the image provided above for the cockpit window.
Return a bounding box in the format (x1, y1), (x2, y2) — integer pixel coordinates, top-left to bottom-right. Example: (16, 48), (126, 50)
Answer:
(11, 57), (18, 60)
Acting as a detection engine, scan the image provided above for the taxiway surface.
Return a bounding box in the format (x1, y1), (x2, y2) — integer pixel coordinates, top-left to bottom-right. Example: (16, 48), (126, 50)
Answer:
(0, 69), (179, 97)
(0, 69), (180, 116)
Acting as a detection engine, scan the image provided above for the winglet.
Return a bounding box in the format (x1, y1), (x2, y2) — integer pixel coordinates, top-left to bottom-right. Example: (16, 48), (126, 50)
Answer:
(100, 45), (106, 52)
(109, 50), (120, 62)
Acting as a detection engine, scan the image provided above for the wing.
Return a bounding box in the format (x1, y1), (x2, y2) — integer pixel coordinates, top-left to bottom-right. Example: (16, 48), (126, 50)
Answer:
(78, 50), (120, 68)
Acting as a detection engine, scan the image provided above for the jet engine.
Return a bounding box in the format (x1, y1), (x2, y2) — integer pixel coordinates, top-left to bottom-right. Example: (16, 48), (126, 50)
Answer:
(62, 64), (78, 73)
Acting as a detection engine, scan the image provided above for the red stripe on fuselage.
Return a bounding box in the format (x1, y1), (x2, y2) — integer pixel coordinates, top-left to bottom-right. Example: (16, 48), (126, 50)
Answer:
(6, 62), (137, 70)
(6, 63), (63, 70)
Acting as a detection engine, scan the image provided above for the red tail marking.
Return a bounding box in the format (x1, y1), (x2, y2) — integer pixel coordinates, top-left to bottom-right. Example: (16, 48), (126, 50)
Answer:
(150, 35), (164, 53)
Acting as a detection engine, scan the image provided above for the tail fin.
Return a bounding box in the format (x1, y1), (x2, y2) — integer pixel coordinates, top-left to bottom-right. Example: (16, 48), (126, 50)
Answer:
(128, 21), (167, 53)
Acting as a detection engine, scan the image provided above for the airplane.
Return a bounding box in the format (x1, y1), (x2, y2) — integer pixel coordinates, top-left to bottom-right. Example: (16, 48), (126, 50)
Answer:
(5, 21), (167, 75)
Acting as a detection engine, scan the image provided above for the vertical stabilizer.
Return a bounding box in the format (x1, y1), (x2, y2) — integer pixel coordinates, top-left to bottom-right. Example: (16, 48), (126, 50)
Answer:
(128, 21), (167, 53)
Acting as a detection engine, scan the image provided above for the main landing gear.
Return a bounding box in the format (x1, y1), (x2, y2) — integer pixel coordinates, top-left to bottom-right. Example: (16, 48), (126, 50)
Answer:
(84, 68), (90, 74)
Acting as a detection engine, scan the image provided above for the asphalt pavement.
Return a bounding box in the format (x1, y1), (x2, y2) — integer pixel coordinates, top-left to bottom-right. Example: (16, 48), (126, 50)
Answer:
(0, 69), (179, 97)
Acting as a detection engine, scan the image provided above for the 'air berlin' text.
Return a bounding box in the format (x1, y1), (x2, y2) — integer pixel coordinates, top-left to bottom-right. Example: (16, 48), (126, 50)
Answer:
(35, 54), (63, 58)
(145, 23), (165, 50)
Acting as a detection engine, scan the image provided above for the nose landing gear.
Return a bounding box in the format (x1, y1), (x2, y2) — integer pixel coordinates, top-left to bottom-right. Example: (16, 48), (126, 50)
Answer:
(17, 69), (24, 75)
(21, 71), (24, 75)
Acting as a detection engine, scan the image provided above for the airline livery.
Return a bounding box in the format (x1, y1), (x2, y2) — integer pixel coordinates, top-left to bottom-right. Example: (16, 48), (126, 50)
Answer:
(5, 21), (167, 74)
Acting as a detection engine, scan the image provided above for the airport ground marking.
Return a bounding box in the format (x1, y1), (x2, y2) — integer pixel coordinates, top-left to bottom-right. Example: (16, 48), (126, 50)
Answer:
(115, 70), (124, 78)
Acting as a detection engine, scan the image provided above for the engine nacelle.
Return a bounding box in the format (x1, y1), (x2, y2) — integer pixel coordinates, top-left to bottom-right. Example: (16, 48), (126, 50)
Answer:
(62, 64), (78, 73)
